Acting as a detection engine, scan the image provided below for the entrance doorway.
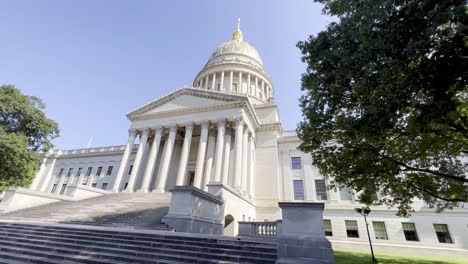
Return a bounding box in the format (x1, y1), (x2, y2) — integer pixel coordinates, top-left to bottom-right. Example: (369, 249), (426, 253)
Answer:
(188, 172), (195, 186)
(224, 214), (235, 236)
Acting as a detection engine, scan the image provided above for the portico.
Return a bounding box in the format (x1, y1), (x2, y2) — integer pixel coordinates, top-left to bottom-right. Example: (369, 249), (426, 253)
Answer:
(111, 101), (257, 203)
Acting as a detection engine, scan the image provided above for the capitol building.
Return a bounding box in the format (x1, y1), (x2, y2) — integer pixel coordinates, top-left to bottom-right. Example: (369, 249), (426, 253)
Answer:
(0, 22), (467, 261)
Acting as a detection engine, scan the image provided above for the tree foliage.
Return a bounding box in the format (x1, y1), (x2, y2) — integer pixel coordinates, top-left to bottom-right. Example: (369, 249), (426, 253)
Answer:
(297, 0), (467, 215)
(0, 85), (59, 193)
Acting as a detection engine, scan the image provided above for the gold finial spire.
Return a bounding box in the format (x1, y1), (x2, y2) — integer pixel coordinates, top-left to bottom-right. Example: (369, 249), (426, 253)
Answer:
(232, 18), (243, 41)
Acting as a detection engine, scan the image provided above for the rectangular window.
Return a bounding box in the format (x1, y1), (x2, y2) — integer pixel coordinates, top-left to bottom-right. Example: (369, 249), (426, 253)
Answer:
(76, 168), (82, 177)
(324, 219), (333, 236)
(106, 166), (113, 176)
(51, 184), (57, 193)
(59, 184), (67, 195)
(101, 183), (108, 190)
(96, 166), (103, 176)
(372, 221), (388, 240)
(92, 183), (97, 188)
(128, 165), (133, 175)
(293, 180), (305, 200)
(402, 222), (419, 241)
(124, 182), (128, 190)
(57, 169), (64, 177)
(340, 187), (353, 200)
(66, 168), (73, 177)
(232, 83), (238, 92)
(291, 157), (302, 170)
(433, 224), (453, 244)
(86, 167), (92, 176)
(315, 180), (328, 200)
(345, 220), (359, 238)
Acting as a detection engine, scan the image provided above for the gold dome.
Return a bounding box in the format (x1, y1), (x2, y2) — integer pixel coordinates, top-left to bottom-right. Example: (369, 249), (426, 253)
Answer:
(208, 19), (263, 65)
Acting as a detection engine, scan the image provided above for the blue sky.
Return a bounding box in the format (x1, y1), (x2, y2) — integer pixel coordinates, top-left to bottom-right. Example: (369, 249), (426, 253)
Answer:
(0, 0), (332, 150)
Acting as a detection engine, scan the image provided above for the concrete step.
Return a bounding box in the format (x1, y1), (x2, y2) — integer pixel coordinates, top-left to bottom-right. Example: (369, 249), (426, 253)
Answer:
(0, 223), (278, 251)
(0, 222), (278, 263)
(0, 244), (186, 264)
(0, 228), (276, 259)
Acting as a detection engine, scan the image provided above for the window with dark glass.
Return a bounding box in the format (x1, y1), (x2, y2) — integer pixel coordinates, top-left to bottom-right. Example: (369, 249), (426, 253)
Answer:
(86, 167), (92, 176)
(66, 168), (73, 177)
(57, 169), (64, 177)
(128, 165), (133, 175)
(92, 183), (97, 188)
(433, 224), (453, 244)
(76, 168), (82, 177)
(291, 157), (302, 170)
(59, 184), (67, 195)
(96, 166), (103, 176)
(101, 183), (108, 190)
(106, 166), (113, 176)
(293, 180), (305, 200)
(324, 219), (333, 236)
(345, 220), (359, 238)
(315, 180), (328, 200)
(51, 184), (57, 193)
(340, 187), (353, 200)
(402, 223), (419, 241)
(372, 221), (388, 240)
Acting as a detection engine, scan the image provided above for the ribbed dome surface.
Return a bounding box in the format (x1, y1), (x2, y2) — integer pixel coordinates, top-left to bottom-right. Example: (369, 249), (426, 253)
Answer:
(209, 39), (263, 65)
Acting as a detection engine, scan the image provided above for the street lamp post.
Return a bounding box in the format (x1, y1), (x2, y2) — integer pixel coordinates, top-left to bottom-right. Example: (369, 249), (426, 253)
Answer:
(355, 207), (377, 264)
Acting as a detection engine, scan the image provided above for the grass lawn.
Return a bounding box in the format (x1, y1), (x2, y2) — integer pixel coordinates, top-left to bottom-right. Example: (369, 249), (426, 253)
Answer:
(334, 250), (467, 264)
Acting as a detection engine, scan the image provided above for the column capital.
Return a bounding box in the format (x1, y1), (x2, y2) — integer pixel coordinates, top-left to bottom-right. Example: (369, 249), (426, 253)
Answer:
(128, 128), (137, 136)
(234, 117), (244, 126)
(216, 119), (226, 127)
(243, 127), (249, 135)
(154, 126), (163, 133)
(167, 124), (178, 133)
(185, 122), (194, 130)
(141, 128), (150, 135)
(200, 120), (210, 128)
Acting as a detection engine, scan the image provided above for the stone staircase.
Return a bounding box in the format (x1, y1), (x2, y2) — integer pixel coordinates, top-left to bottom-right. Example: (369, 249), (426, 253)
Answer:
(0, 222), (278, 263)
(0, 192), (172, 230)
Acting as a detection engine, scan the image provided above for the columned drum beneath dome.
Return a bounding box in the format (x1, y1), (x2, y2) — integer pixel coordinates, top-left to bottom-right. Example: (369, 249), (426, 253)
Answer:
(193, 21), (274, 104)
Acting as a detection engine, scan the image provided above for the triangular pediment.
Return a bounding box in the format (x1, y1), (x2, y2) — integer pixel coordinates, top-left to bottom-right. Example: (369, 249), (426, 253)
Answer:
(127, 88), (250, 118)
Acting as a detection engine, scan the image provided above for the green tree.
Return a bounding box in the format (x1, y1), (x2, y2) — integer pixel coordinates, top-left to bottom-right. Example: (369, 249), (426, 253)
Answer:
(0, 85), (59, 193)
(297, 0), (467, 215)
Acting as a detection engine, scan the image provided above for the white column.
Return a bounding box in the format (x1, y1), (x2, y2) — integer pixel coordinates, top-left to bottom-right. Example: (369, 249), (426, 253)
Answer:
(255, 77), (259, 97)
(229, 71), (233, 92)
(247, 73), (251, 95)
(220, 71), (225, 91)
(213, 120), (225, 183)
(40, 156), (58, 192)
(155, 125), (177, 192)
(234, 118), (244, 189)
(249, 135), (255, 198)
(241, 128), (249, 193)
(239, 72), (243, 92)
(30, 155), (49, 190)
(203, 128), (216, 191)
(204, 75), (209, 89)
(211, 73), (216, 90)
(139, 127), (163, 192)
(126, 128), (149, 192)
(112, 129), (137, 192)
(194, 121), (209, 189)
(261, 80), (265, 100)
(176, 123), (194, 186)
(221, 126), (231, 185)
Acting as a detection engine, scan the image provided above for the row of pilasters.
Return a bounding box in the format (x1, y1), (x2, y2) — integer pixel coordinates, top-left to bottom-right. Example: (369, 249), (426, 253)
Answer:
(112, 119), (256, 197)
(195, 70), (273, 100)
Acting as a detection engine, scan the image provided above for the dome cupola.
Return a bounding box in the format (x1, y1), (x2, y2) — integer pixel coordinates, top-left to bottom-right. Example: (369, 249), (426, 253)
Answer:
(193, 19), (274, 104)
